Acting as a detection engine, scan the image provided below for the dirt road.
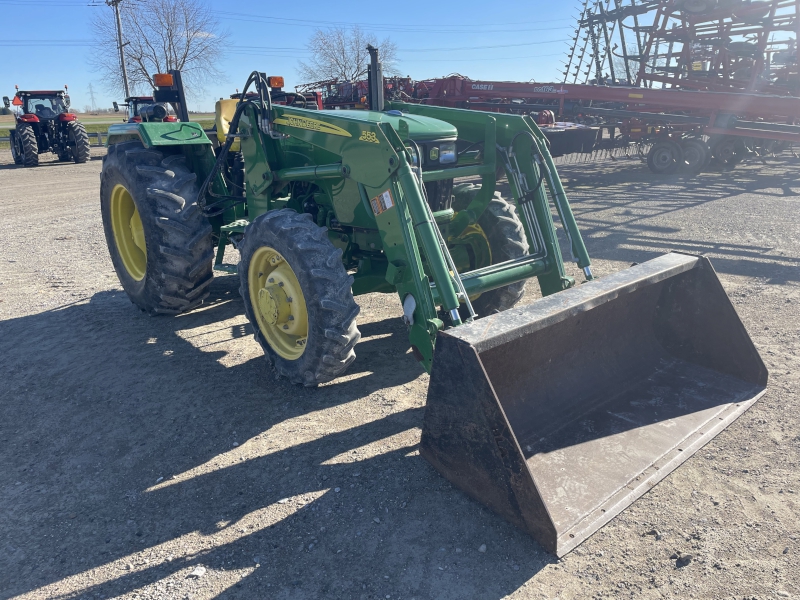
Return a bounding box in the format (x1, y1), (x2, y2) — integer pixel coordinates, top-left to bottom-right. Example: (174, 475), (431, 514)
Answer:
(1, 150), (798, 599)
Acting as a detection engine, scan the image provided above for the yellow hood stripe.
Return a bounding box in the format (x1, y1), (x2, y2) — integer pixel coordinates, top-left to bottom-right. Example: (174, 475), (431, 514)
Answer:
(274, 116), (352, 138)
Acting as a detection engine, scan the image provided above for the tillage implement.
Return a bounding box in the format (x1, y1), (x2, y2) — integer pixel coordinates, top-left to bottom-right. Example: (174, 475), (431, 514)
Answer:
(99, 60), (767, 556)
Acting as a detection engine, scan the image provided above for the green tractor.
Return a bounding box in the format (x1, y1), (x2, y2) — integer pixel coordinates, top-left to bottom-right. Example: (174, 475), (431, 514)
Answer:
(99, 55), (767, 556)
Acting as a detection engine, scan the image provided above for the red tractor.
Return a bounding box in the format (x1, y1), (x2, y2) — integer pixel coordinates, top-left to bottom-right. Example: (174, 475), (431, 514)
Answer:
(3, 86), (90, 167)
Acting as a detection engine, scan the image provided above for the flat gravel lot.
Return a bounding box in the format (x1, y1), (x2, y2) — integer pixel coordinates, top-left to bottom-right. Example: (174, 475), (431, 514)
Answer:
(0, 149), (798, 599)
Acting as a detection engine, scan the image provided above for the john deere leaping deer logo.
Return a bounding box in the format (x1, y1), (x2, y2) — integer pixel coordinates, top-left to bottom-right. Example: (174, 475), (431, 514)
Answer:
(273, 115), (352, 137)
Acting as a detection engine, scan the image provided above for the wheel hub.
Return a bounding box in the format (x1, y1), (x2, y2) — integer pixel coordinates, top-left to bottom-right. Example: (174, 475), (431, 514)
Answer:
(258, 284), (291, 326)
(718, 141), (736, 161)
(684, 147), (701, 166)
(654, 148), (673, 168)
(248, 247), (308, 359)
(130, 211), (145, 254)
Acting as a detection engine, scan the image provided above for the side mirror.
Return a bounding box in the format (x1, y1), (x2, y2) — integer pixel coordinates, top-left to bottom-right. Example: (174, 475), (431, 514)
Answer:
(2, 96), (9, 109)
(113, 101), (119, 112)
(64, 95), (71, 108)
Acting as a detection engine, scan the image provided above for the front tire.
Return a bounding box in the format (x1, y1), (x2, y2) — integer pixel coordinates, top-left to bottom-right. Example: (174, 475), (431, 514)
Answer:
(238, 209), (361, 386)
(452, 183), (529, 316)
(100, 141), (214, 314)
(16, 124), (38, 167)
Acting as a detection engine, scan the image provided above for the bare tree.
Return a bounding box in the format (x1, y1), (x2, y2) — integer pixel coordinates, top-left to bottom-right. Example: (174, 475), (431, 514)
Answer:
(298, 26), (398, 83)
(90, 0), (228, 99)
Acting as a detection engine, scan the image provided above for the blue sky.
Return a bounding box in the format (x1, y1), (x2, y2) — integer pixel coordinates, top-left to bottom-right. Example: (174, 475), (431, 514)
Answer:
(0, 0), (580, 112)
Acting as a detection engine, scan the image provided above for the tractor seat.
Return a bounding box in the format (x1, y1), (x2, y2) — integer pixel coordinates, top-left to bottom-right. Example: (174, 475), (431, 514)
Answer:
(35, 104), (56, 119)
(214, 99), (240, 151)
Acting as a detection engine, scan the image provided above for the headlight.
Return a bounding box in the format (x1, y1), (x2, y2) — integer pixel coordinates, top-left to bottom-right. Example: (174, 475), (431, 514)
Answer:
(439, 142), (456, 164)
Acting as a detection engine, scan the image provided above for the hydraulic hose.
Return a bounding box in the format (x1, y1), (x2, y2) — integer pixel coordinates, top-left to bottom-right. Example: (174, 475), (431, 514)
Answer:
(198, 72), (274, 217)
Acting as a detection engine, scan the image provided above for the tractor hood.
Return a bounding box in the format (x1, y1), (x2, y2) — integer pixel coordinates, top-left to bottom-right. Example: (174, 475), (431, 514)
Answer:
(318, 109), (457, 142)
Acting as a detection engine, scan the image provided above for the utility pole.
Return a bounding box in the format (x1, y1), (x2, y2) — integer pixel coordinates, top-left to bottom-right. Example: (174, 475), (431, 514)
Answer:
(105, 0), (130, 98)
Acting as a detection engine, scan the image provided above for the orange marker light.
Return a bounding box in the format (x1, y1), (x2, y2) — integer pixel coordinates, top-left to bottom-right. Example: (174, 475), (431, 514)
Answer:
(154, 73), (174, 87)
(267, 76), (284, 89)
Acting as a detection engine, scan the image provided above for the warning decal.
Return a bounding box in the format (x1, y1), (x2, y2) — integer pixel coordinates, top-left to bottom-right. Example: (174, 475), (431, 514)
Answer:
(370, 189), (394, 216)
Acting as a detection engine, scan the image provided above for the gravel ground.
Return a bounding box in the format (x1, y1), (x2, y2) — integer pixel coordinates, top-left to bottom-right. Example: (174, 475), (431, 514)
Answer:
(0, 149), (798, 600)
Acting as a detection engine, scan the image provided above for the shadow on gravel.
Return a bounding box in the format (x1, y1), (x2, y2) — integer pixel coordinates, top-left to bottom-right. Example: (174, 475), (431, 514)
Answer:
(554, 157), (800, 283)
(0, 276), (552, 599)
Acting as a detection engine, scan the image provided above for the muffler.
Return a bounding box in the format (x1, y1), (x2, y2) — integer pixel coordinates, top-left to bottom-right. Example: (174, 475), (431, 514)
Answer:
(422, 253), (767, 556)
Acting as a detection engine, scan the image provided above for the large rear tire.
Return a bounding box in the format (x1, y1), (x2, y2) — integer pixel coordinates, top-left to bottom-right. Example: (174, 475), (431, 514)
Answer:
(16, 124), (38, 167)
(9, 131), (23, 165)
(68, 121), (91, 163)
(452, 183), (529, 317)
(238, 209), (361, 387)
(100, 141), (214, 314)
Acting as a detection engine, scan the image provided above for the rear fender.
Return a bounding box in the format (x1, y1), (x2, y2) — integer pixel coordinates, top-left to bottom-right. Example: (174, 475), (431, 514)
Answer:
(105, 120), (218, 193)
(105, 121), (211, 149)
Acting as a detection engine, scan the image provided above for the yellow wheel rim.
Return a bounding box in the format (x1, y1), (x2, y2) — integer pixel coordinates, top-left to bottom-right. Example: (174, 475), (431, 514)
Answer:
(248, 246), (309, 360)
(110, 184), (147, 281)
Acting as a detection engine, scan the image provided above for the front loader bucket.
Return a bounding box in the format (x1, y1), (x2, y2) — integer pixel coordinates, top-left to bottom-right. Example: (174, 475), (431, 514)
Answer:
(422, 253), (767, 556)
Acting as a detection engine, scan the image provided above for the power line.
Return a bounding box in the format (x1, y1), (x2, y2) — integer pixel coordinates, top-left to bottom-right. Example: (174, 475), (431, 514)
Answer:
(415, 52), (565, 62)
(220, 14), (573, 35)
(1, 39), (569, 54)
(219, 11), (575, 29)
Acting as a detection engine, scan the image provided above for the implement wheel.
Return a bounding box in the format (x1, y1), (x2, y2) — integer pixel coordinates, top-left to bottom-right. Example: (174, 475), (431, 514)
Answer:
(238, 209), (361, 386)
(452, 183), (529, 317)
(680, 138), (709, 174)
(647, 140), (683, 174)
(100, 141), (214, 314)
(710, 135), (746, 168)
